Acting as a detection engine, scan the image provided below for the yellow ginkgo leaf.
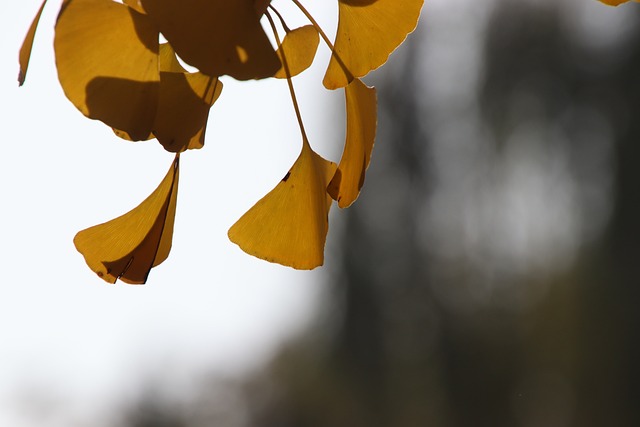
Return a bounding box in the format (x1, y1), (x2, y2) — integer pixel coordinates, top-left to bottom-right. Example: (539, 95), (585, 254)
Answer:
(18, 0), (48, 86)
(154, 43), (223, 151)
(274, 25), (319, 79)
(110, 43), (223, 151)
(228, 141), (337, 269)
(328, 78), (377, 208)
(141, 0), (280, 80)
(154, 72), (223, 152)
(323, 0), (424, 89)
(111, 44), (190, 142)
(54, 0), (160, 141)
(74, 156), (180, 284)
(598, 0), (635, 4)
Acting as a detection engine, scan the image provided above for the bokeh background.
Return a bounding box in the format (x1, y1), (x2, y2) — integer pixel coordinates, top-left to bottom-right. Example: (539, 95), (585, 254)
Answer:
(2, 0), (640, 425)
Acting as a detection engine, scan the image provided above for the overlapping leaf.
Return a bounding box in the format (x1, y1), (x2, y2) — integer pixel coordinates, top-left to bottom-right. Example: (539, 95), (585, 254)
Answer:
(95, 38), (223, 152)
(54, 0), (160, 141)
(324, 0), (424, 89)
(74, 156), (180, 284)
(141, 0), (280, 80)
(16, 0), (427, 279)
(153, 44), (223, 152)
(328, 78), (377, 208)
(274, 25), (319, 79)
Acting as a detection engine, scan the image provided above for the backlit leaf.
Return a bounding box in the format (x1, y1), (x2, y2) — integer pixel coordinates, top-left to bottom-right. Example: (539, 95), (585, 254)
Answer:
(154, 43), (223, 151)
(228, 141), (337, 269)
(109, 43), (223, 151)
(274, 25), (319, 79)
(54, 0), (160, 140)
(328, 78), (377, 208)
(18, 0), (48, 86)
(324, 0), (424, 89)
(74, 156), (180, 284)
(154, 72), (222, 152)
(599, 0), (637, 4)
(155, 43), (223, 151)
(141, 0), (280, 80)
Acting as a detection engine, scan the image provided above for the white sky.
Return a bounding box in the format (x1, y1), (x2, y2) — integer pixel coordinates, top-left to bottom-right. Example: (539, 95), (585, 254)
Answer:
(0, 1), (342, 425)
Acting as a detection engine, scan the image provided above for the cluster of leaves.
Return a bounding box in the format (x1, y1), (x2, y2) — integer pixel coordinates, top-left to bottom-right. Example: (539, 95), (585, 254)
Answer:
(19, 0), (423, 284)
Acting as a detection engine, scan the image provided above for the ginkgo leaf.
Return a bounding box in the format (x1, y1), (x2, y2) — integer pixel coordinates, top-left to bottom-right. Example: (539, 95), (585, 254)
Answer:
(154, 72), (223, 152)
(154, 43), (223, 151)
(111, 44), (191, 142)
(599, 0), (637, 4)
(18, 0), (48, 86)
(109, 43), (223, 151)
(323, 0), (424, 89)
(274, 25), (319, 79)
(74, 156), (180, 284)
(141, 0), (280, 80)
(228, 141), (337, 269)
(328, 78), (376, 208)
(54, 0), (160, 141)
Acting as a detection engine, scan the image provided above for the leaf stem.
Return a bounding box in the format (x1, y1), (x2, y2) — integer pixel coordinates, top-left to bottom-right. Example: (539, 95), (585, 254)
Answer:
(290, 0), (353, 81)
(268, 5), (291, 33)
(265, 10), (309, 143)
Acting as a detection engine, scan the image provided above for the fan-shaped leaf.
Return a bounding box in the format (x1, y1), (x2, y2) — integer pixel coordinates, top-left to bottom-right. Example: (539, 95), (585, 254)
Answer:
(274, 25), (319, 79)
(229, 142), (336, 269)
(324, 0), (423, 89)
(74, 156), (180, 284)
(54, 0), (160, 140)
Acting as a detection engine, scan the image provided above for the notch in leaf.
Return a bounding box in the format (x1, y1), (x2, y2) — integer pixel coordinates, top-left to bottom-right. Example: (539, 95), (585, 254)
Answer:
(74, 155), (180, 284)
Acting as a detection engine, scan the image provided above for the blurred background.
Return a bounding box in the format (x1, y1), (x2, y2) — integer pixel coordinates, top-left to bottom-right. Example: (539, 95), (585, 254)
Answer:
(3, 0), (640, 425)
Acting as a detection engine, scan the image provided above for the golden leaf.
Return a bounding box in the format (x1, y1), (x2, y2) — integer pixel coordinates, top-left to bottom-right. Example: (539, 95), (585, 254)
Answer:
(324, 0), (424, 89)
(141, 0), (280, 80)
(274, 25), (319, 79)
(153, 44), (223, 151)
(54, 0), (160, 140)
(328, 78), (377, 208)
(228, 141), (337, 269)
(109, 43), (222, 150)
(74, 156), (180, 284)
(154, 71), (223, 152)
(18, 0), (48, 86)
(599, 0), (636, 4)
